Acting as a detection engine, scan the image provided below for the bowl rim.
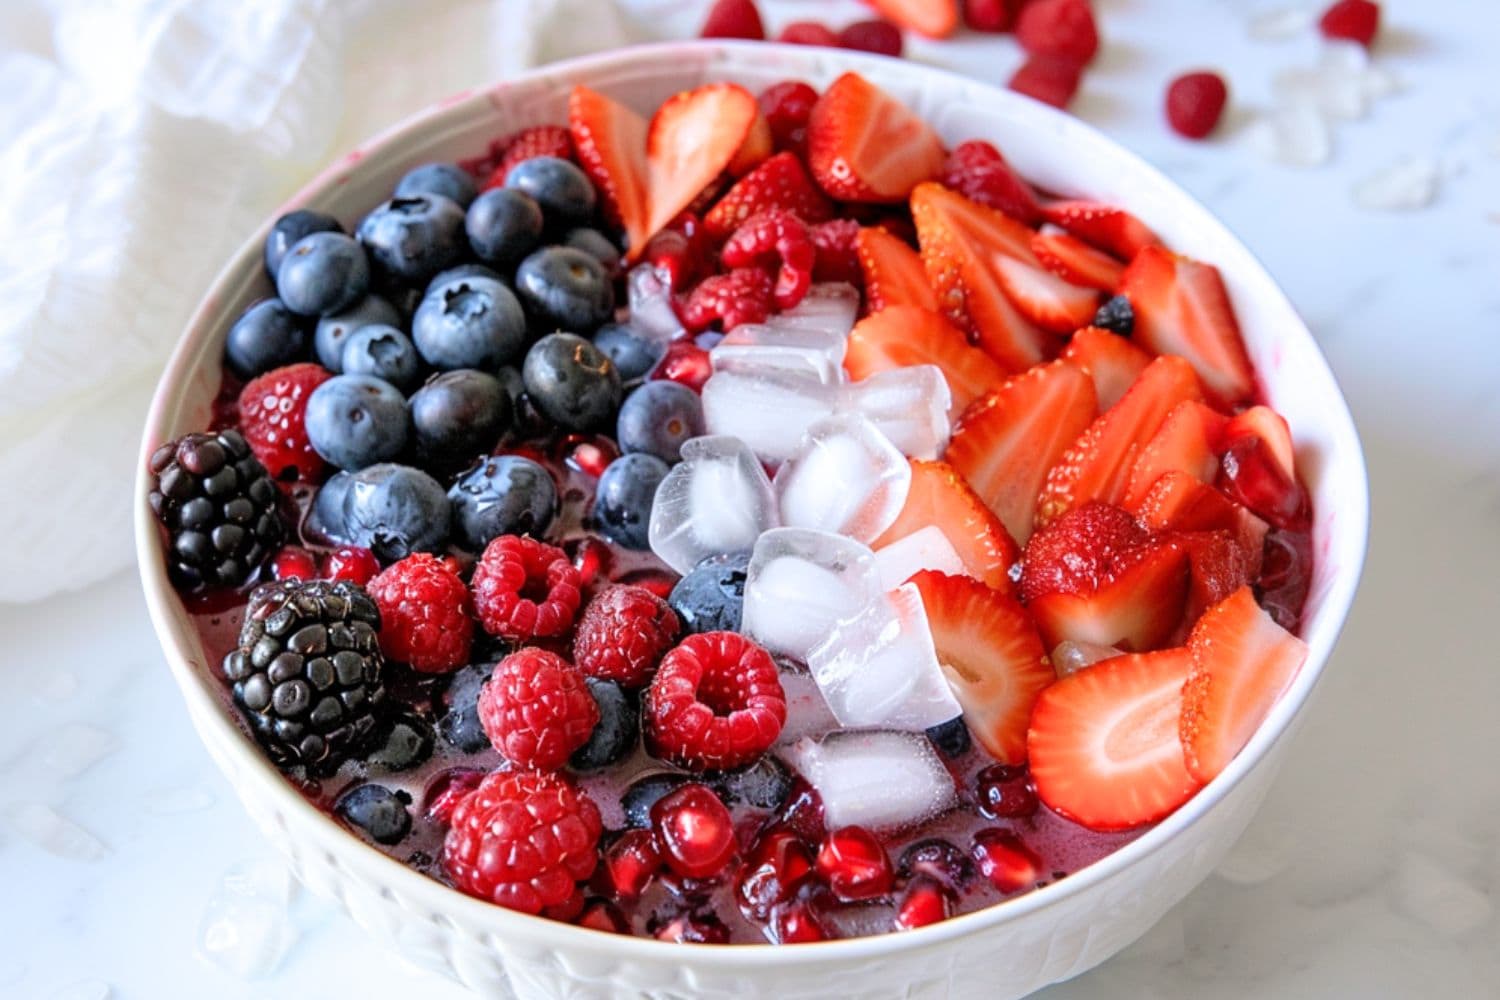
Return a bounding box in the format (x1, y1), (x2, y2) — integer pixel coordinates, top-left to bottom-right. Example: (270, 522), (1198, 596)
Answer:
(134, 39), (1370, 966)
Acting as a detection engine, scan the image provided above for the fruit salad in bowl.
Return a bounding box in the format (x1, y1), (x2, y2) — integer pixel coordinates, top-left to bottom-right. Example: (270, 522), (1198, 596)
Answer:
(136, 42), (1365, 999)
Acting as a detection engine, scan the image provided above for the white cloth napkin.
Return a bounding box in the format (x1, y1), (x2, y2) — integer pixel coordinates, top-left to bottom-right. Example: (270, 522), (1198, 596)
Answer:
(0, 0), (635, 603)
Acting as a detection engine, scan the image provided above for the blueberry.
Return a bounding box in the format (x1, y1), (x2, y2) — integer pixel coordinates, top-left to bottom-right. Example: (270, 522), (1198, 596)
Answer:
(412, 275), (527, 371)
(592, 322), (664, 384)
(711, 754), (793, 810)
(447, 455), (558, 550)
(335, 783), (411, 845)
(668, 552), (749, 634)
(223, 298), (308, 379)
(563, 227), (621, 274)
(622, 772), (690, 828)
(315, 295), (402, 371)
(570, 678), (638, 771)
(466, 188), (544, 268)
(617, 381), (704, 464)
(367, 712), (435, 772)
(305, 374), (410, 470)
(410, 369), (511, 469)
(925, 716), (972, 759)
(514, 246), (614, 334)
(593, 453), (667, 550)
(1093, 294), (1134, 336)
(264, 209), (342, 280)
(438, 664), (491, 753)
(307, 470), (354, 543)
(521, 332), (622, 431)
(426, 263), (502, 296)
(339, 324), (422, 392)
(503, 156), (596, 226)
(394, 162), (477, 208)
(276, 231), (370, 317)
(357, 195), (468, 285)
(341, 463), (450, 561)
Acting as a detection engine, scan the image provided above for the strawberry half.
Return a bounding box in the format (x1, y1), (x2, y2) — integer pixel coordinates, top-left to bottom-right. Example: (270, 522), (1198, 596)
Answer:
(1123, 400), (1229, 510)
(874, 459), (1019, 594)
(1119, 245), (1255, 407)
(703, 151), (833, 240)
(1132, 471), (1268, 580)
(646, 83), (761, 239)
(569, 86), (650, 255)
(808, 73), (945, 203)
(945, 360), (1097, 545)
(1028, 647), (1203, 831)
(1031, 230), (1125, 292)
(1058, 325), (1152, 410)
(993, 254), (1101, 334)
(845, 306), (1010, 413)
(237, 362), (332, 484)
(911, 182), (1052, 371)
(867, 0), (959, 39)
(910, 571), (1055, 763)
(728, 111), (774, 177)
(1036, 355), (1203, 528)
(1180, 587), (1308, 783)
(857, 226), (938, 314)
(1041, 200), (1161, 261)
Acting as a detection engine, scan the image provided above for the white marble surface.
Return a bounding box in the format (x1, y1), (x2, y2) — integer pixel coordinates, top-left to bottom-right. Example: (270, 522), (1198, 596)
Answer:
(2, 1), (1498, 997)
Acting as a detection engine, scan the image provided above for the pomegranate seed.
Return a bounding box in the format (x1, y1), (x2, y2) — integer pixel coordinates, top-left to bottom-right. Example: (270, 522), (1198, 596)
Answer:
(320, 546), (380, 586)
(576, 898), (629, 933)
(1219, 437), (1308, 529)
(1258, 528), (1311, 632)
(895, 876), (950, 930)
(652, 908), (730, 943)
(976, 763), (1040, 819)
(614, 568), (677, 599)
(896, 838), (975, 892)
(559, 433), (619, 478)
(837, 19), (903, 58)
(772, 899), (829, 942)
(768, 778), (826, 844)
(972, 828), (1043, 894)
(644, 229), (698, 291)
(651, 783), (738, 880)
(422, 767), (486, 824)
(737, 828), (815, 919)
(566, 536), (614, 588)
(816, 826), (894, 902)
(779, 21), (839, 46)
(651, 341), (713, 393)
(600, 829), (661, 901)
(271, 545), (317, 581)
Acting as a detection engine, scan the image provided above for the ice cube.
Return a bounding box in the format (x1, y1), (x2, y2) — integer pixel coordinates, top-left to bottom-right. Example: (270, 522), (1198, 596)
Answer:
(626, 264), (685, 344)
(775, 669), (842, 744)
(143, 786), (218, 815)
(1273, 65), (1369, 121)
(1247, 6), (1313, 41)
(843, 365), (952, 460)
(874, 525), (968, 589)
(807, 583), (963, 731)
(1244, 104), (1333, 168)
(36, 724), (117, 778)
(1391, 853), (1494, 936)
(763, 282), (860, 337)
(648, 435), (778, 575)
(197, 858), (299, 980)
(6, 802), (108, 861)
(1353, 157), (1440, 212)
(773, 413), (911, 543)
(701, 367), (840, 464)
(1050, 639), (1122, 677)
(741, 528), (882, 662)
(787, 729), (959, 830)
(710, 324), (846, 384)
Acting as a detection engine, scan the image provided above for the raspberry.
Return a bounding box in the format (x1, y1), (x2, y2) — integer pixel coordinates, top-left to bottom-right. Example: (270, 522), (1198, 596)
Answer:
(938, 140), (1043, 224)
(485, 126), (575, 190)
(1015, 0), (1100, 66)
(645, 631), (786, 770)
(1318, 0), (1379, 48)
(237, 362), (332, 484)
(366, 553), (474, 674)
(320, 546), (380, 586)
(963, 0), (1017, 32)
(479, 648), (600, 771)
(837, 19), (904, 58)
(720, 210), (815, 310)
(758, 81), (818, 158)
(778, 22), (839, 46)
(573, 585), (682, 689)
(808, 218), (862, 284)
(442, 769), (603, 915)
(471, 535), (583, 641)
(676, 268), (774, 333)
(1008, 54), (1084, 110)
(1165, 71), (1229, 140)
(700, 0), (765, 39)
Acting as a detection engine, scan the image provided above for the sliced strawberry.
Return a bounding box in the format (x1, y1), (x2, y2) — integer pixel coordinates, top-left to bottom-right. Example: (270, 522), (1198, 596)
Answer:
(1133, 471), (1268, 579)
(857, 226), (939, 314)
(1036, 355), (1203, 528)
(1028, 647), (1203, 831)
(1031, 230), (1125, 292)
(910, 571), (1054, 763)
(1058, 325), (1152, 410)
(873, 459), (1019, 593)
(646, 83), (761, 239)
(807, 73), (945, 203)
(867, 0), (959, 38)
(910, 182), (1053, 371)
(845, 306), (1009, 413)
(1216, 404), (1307, 529)
(1118, 245), (1255, 407)
(703, 152), (834, 241)
(728, 111), (773, 177)
(484, 126), (576, 190)
(1041, 201), (1160, 261)
(937, 140), (1043, 225)
(1180, 587), (1308, 783)
(946, 360), (1097, 544)
(1123, 400), (1229, 510)
(569, 86), (650, 255)
(993, 254), (1101, 334)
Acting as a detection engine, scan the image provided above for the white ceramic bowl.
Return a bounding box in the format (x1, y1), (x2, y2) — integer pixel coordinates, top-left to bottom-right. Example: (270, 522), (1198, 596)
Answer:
(135, 41), (1368, 1000)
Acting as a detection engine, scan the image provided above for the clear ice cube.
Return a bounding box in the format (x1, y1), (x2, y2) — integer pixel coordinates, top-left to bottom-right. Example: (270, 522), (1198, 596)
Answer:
(710, 324), (846, 384)
(787, 729), (959, 831)
(806, 583), (963, 731)
(626, 264), (685, 345)
(1246, 6), (1313, 41)
(1050, 639), (1122, 677)
(197, 858), (299, 980)
(36, 724), (117, 778)
(1353, 157), (1440, 212)
(1244, 104), (1333, 168)
(741, 527), (882, 662)
(773, 413), (911, 543)
(874, 525), (968, 590)
(6, 802), (108, 861)
(843, 364), (952, 460)
(648, 435), (779, 575)
(1391, 853), (1494, 936)
(763, 282), (860, 336)
(701, 367), (840, 465)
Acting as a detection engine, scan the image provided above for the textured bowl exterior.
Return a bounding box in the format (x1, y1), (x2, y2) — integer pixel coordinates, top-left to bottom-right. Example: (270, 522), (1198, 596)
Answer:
(135, 42), (1368, 1000)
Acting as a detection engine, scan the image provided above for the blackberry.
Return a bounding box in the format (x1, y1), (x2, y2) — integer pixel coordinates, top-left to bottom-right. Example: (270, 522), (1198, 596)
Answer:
(148, 429), (284, 590)
(222, 579), (387, 774)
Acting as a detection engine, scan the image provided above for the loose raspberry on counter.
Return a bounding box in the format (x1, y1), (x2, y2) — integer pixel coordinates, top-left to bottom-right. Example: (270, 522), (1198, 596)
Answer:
(676, 268), (774, 333)
(573, 585), (682, 689)
(1318, 0), (1380, 48)
(1165, 71), (1229, 140)
(838, 19), (905, 58)
(236, 362), (332, 484)
(645, 631), (786, 771)
(442, 769), (603, 915)
(720, 209), (816, 310)
(1015, 0), (1100, 66)
(1008, 55), (1084, 109)
(778, 22), (839, 47)
(366, 553), (474, 673)
(479, 648), (600, 771)
(699, 0), (765, 40)
(471, 535), (583, 641)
